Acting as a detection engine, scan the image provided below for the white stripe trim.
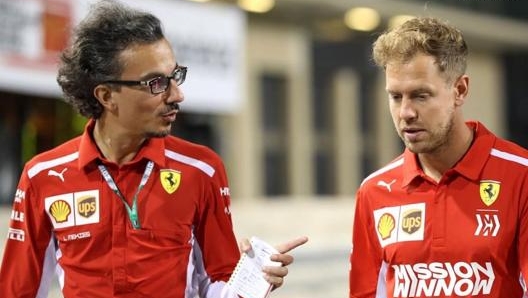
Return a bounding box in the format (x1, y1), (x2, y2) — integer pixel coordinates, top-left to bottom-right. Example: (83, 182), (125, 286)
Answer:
(27, 152), (79, 179)
(361, 157), (404, 186)
(359, 148), (527, 187)
(491, 148), (528, 166)
(375, 261), (388, 298)
(165, 149), (215, 177)
(35, 236), (57, 298)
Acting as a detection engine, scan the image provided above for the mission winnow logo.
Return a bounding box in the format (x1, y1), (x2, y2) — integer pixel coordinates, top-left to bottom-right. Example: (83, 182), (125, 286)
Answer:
(392, 261), (495, 297)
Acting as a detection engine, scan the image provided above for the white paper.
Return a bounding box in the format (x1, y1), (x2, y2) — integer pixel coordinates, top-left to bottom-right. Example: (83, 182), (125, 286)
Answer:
(227, 236), (281, 298)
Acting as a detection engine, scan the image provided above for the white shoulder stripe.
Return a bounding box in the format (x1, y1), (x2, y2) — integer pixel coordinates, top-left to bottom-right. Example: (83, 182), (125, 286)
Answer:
(490, 148), (528, 166)
(361, 157), (404, 186)
(165, 149), (215, 177)
(28, 152), (79, 179)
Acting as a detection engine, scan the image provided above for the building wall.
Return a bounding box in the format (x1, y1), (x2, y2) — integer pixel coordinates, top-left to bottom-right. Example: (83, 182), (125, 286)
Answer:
(226, 22), (314, 199)
(225, 20), (507, 201)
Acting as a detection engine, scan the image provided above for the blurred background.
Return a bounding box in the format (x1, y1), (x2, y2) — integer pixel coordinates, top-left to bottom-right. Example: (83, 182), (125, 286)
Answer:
(0, 0), (527, 297)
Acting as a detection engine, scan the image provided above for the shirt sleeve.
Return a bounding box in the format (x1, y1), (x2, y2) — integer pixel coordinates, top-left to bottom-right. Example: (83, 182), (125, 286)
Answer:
(0, 165), (57, 298)
(519, 174), (528, 297)
(349, 187), (384, 298)
(194, 158), (240, 296)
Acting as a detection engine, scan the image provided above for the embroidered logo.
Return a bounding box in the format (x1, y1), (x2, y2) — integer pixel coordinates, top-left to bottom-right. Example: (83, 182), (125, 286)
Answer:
(8, 228), (25, 242)
(49, 200), (72, 223)
(48, 168), (68, 182)
(77, 196), (97, 218)
(377, 213), (395, 240)
(474, 210), (500, 237)
(373, 202), (426, 247)
(160, 169), (181, 194)
(479, 180), (500, 206)
(45, 190), (100, 228)
(377, 179), (396, 192)
(14, 189), (25, 203)
(401, 209), (422, 234)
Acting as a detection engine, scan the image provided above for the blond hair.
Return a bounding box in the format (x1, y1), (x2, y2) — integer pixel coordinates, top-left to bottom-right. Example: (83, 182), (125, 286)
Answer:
(372, 17), (468, 83)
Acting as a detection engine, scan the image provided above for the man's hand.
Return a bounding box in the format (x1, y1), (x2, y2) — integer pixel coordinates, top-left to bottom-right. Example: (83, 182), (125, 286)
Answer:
(239, 236), (309, 290)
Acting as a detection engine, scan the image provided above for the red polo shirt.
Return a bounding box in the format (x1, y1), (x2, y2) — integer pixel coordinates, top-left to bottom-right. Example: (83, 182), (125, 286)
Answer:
(350, 121), (528, 298)
(0, 120), (240, 297)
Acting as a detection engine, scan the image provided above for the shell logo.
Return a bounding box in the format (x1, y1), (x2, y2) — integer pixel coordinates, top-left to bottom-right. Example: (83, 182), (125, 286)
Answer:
(377, 213), (395, 240)
(49, 200), (72, 223)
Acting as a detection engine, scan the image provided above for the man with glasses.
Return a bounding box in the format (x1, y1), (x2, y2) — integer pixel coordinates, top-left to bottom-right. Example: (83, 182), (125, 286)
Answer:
(103, 65), (188, 95)
(0, 0), (307, 297)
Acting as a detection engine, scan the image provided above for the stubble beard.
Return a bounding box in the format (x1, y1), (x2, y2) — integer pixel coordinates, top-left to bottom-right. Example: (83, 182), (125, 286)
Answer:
(146, 103), (179, 138)
(402, 109), (455, 155)
(147, 130), (171, 138)
(145, 124), (172, 138)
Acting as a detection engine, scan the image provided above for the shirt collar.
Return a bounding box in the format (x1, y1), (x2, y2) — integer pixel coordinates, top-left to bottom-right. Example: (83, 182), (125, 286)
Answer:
(402, 121), (496, 186)
(78, 119), (166, 169)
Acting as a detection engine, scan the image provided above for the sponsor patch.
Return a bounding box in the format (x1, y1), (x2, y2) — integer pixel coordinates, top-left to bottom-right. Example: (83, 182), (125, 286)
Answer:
(479, 180), (500, 206)
(45, 190), (99, 228)
(393, 261), (495, 297)
(11, 210), (24, 222)
(14, 189), (25, 203)
(373, 202), (425, 247)
(75, 191), (99, 225)
(377, 213), (396, 240)
(220, 187), (230, 196)
(8, 227), (25, 242)
(401, 209), (422, 235)
(160, 169), (181, 194)
(62, 231), (91, 242)
(474, 209), (500, 237)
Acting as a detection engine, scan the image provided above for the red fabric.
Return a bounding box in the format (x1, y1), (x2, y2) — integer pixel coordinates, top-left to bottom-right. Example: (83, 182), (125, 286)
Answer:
(350, 121), (528, 298)
(0, 119), (239, 297)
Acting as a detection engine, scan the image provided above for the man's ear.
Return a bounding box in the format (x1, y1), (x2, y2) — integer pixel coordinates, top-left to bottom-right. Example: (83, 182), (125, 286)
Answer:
(94, 84), (116, 111)
(454, 75), (469, 106)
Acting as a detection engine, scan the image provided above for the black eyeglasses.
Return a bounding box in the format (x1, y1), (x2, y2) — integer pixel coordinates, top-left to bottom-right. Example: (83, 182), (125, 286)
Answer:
(104, 66), (187, 94)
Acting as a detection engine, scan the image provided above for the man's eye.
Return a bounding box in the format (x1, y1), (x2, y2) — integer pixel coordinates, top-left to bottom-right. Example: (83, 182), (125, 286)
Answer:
(416, 94), (429, 101)
(388, 94), (401, 101)
(149, 77), (166, 88)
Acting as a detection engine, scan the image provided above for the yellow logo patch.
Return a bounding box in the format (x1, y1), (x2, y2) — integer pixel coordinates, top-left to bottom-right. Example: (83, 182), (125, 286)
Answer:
(377, 213), (395, 240)
(479, 180), (500, 206)
(160, 169), (181, 194)
(77, 196), (96, 218)
(49, 200), (71, 223)
(401, 209), (422, 234)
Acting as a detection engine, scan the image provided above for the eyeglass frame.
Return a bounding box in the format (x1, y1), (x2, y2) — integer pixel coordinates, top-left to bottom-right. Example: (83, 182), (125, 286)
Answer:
(103, 65), (187, 95)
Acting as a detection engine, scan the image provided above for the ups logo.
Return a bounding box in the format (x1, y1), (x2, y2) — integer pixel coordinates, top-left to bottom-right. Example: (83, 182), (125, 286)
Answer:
(77, 196), (96, 218)
(401, 209), (422, 234)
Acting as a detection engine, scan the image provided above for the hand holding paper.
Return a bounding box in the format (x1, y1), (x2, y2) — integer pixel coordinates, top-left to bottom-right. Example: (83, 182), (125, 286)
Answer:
(227, 236), (308, 298)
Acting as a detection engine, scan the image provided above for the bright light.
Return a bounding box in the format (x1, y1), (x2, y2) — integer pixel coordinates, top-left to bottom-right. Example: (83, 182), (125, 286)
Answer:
(344, 7), (380, 32)
(187, 0), (211, 2)
(388, 15), (415, 29)
(238, 0), (275, 13)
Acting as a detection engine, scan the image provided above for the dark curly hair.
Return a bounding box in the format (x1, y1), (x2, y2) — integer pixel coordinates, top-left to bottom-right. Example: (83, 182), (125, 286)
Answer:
(57, 0), (164, 119)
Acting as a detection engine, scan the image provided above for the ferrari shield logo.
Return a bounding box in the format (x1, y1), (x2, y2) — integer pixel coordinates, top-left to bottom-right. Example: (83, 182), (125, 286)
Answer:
(160, 170), (181, 194)
(479, 180), (500, 206)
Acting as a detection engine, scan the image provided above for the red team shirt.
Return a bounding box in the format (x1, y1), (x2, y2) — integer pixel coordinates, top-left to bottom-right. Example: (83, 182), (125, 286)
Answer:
(350, 121), (528, 298)
(0, 120), (240, 297)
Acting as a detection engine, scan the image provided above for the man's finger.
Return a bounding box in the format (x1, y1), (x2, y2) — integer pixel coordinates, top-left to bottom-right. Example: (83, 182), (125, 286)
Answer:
(238, 238), (251, 253)
(275, 236), (308, 254)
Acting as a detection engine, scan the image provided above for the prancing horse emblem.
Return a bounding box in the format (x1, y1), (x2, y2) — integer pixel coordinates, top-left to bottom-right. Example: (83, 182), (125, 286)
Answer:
(479, 180), (500, 206)
(160, 169), (181, 194)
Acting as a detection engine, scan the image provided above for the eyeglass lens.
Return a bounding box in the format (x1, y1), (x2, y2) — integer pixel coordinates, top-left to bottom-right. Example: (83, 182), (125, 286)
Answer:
(149, 67), (186, 94)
